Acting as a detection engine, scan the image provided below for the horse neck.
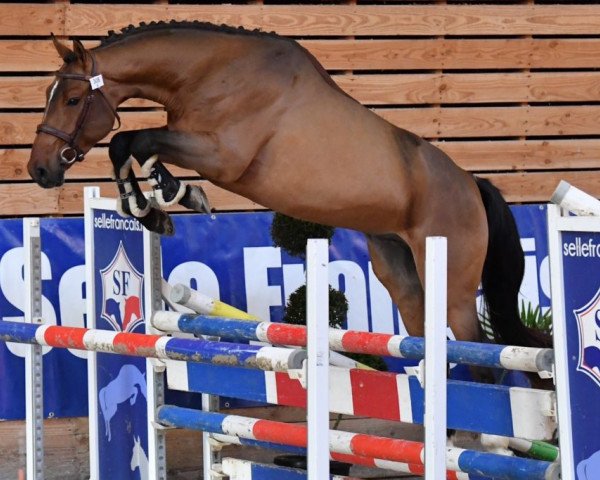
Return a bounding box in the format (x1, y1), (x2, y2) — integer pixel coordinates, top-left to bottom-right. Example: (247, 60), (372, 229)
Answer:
(94, 34), (248, 109)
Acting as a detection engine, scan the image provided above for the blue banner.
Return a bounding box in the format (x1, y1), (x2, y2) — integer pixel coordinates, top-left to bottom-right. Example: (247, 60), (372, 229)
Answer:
(0, 205), (551, 419)
(559, 231), (600, 478)
(91, 209), (148, 480)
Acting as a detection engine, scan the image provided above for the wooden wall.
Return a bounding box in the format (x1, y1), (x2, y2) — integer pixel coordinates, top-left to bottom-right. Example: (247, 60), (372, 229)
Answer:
(2, 1), (600, 218)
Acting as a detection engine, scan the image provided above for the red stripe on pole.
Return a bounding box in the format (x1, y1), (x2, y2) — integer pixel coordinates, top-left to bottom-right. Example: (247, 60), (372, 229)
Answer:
(266, 323), (307, 347)
(252, 419), (307, 447)
(350, 434), (423, 465)
(113, 332), (159, 356)
(274, 372), (307, 408)
(330, 452), (376, 468)
(349, 369), (400, 420)
(406, 464), (461, 480)
(341, 331), (392, 356)
(44, 325), (86, 349)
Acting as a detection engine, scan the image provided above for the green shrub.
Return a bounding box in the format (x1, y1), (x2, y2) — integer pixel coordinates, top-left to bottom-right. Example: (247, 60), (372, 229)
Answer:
(270, 213), (335, 258)
(283, 284), (348, 329)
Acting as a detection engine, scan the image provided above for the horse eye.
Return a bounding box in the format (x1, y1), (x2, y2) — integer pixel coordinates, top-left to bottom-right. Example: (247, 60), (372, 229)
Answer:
(67, 97), (80, 106)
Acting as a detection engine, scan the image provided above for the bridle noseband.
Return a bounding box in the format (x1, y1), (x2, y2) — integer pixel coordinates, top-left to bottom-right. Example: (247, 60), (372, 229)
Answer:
(36, 52), (121, 165)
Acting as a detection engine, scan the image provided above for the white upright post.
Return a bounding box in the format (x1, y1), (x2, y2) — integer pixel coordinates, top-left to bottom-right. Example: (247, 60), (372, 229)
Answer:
(24, 218), (44, 480)
(144, 227), (168, 480)
(306, 239), (330, 480)
(547, 204), (575, 480)
(424, 237), (448, 480)
(84, 186), (101, 480)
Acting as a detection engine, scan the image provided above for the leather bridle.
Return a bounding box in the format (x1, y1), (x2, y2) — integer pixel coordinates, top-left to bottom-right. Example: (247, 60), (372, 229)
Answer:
(36, 52), (121, 165)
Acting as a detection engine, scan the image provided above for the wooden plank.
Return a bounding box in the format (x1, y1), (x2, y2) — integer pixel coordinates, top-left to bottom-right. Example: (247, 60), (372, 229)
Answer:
(0, 77), (158, 109)
(335, 72), (600, 105)
(434, 140), (600, 172)
(378, 106), (600, 138)
(0, 111), (166, 145)
(0, 417), (89, 480)
(0, 181), (263, 217)
(482, 171), (600, 203)
(6, 140), (600, 181)
(59, 5), (600, 37)
(7, 72), (600, 109)
(4, 38), (600, 73)
(0, 40), (63, 72)
(7, 106), (600, 144)
(7, 106), (600, 145)
(0, 4), (66, 36)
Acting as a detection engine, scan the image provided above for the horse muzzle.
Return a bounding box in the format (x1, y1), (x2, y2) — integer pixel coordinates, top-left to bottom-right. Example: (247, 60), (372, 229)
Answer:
(28, 160), (66, 188)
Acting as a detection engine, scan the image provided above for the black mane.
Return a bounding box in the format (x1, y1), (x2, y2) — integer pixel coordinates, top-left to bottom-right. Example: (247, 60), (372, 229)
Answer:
(98, 20), (281, 48)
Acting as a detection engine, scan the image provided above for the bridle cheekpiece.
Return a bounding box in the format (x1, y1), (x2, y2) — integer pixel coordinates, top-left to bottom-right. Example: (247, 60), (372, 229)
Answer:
(36, 52), (121, 165)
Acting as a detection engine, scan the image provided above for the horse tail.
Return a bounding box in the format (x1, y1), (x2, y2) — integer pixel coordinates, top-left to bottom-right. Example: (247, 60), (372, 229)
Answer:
(475, 177), (552, 348)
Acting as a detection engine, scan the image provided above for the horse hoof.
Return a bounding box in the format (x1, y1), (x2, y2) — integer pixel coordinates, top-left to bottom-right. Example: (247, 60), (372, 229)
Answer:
(180, 184), (212, 214)
(139, 208), (175, 236)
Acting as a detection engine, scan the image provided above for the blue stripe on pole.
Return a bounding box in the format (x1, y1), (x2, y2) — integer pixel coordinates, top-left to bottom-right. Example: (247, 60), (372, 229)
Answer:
(0, 320), (39, 344)
(233, 437), (307, 456)
(456, 449), (556, 480)
(185, 363), (270, 403)
(164, 337), (266, 367)
(445, 379), (515, 437)
(157, 405), (227, 434)
(177, 315), (259, 341)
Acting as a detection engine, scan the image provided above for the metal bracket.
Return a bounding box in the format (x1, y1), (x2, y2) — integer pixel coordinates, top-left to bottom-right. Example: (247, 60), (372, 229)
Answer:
(151, 421), (175, 431)
(210, 464), (227, 479)
(149, 357), (166, 373)
(287, 359), (308, 389)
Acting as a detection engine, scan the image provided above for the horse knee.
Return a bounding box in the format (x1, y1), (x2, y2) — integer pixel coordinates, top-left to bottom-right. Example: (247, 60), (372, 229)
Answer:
(130, 130), (158, 163)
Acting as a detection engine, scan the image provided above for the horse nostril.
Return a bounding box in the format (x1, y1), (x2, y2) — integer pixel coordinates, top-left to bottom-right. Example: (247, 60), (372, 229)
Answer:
(36, 167), (48, 181)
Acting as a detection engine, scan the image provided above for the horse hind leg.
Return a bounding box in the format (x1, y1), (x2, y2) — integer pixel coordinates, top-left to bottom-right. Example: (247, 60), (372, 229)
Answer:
(368, 232), (482, 343)
(366, 234), (425, 336)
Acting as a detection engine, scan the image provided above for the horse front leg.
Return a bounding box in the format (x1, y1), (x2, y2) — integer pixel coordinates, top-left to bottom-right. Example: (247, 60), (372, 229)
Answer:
(112, 128), (212, 216)
(108, 131), (174, 235)
(145, 161), (212, 214)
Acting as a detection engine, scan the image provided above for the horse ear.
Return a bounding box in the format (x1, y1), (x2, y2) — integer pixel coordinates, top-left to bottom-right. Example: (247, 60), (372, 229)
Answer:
(72, 39), (90, 63)
(52, 33), (77, 63)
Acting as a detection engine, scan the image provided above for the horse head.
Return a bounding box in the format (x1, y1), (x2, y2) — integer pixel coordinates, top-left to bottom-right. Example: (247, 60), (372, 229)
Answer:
(28, 36), (120, 188)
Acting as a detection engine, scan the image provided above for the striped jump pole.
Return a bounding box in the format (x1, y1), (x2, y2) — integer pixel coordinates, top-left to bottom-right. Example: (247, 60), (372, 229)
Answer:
(152, 311), (554, 374)
(157, 406), (560, 480)
(169, 282), (258, 320)
(212, 433), (490, 480)
(0, 320), (305, 372)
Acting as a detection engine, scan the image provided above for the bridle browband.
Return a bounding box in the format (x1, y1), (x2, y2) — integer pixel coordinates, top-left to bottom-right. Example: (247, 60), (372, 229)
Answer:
(36, 52), (121, 165)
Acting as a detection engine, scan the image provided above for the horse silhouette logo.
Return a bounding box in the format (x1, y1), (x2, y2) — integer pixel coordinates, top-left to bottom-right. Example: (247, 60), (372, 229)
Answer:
(577, 450), (600, 479)
(98, 364), (147, 442)
(574, 286), (600, 387)
(100, 242), (143, 332)
(130, 435), (149, 479)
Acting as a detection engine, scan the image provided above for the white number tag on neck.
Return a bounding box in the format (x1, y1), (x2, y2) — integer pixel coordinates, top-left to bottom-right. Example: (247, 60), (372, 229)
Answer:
(89, 75), (104, 90)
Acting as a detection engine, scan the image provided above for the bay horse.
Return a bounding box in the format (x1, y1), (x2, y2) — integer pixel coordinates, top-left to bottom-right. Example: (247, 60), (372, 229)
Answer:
(28, 22), (549, 349)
